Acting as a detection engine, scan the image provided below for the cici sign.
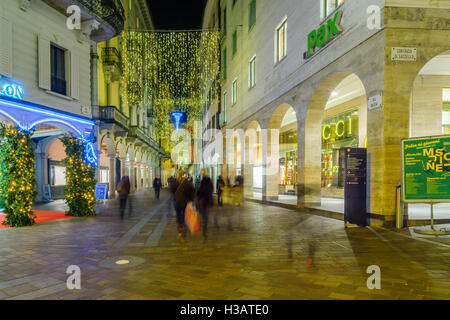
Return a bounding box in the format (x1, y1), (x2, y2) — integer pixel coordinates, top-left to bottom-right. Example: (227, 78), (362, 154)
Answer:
(304, 11), (343, 59)
(0, 74), (24, 100)
(322, 116), (354, 142)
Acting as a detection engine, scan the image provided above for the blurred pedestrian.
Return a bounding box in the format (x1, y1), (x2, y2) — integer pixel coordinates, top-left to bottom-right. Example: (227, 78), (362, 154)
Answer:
(173, 170), (195, 241)
(153, 175), (162, 200)
(168, 175), (176, 214)
(116, 176), (131, 219)
(197, 169), (214, 241)
(217, 175), (225, 207)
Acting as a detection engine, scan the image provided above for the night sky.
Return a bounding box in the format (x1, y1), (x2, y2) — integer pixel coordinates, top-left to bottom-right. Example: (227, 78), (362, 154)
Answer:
(146, 0), (208, 31)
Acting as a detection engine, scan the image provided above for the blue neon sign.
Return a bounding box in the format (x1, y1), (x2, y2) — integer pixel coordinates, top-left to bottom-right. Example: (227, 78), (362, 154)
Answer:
(84, 141), (98, 167)
(0, 75), (25, 100)
(170, 111), (186, 130)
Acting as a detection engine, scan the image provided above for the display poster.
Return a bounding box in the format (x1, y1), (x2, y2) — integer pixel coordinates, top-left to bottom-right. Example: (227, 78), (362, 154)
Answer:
(402, 135), (450, 202)
(43, 184), (51, 200)
(95, 184), (109, 200)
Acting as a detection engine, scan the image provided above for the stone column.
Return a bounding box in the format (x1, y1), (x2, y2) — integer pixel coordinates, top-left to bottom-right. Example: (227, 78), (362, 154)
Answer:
(35, 152), (49, 201)
(262, 128), (279, 201)
(244, 136), (254, 198)
(129, 161), (135, 193)
(108, 155), (116, 199)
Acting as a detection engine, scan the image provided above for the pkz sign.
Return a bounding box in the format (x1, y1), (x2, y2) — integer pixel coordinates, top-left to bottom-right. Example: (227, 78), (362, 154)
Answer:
(0, 75), (25, 100)
(304, 11), (343, 59)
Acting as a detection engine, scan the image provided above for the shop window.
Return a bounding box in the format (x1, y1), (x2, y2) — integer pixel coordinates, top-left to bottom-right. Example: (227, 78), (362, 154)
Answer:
(321, 108), (359, 189)
(232, 79), (237, 105)
(50, 44), (66, 95)
(249, 55), (256, 88)
(50, 165), (66, 186)
(320, 0), (345, 20)
(275, 18), (287, 63)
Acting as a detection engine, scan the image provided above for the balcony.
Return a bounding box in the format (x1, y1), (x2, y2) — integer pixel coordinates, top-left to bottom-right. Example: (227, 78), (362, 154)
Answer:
(93, 106), (129, 132)
(43, 0), (125, 42)
(101, 47), (122, 82)
(128, 126), (161, 152)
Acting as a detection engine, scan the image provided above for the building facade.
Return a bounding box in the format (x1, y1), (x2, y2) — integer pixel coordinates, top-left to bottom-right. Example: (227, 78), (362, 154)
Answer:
(202, 0), (450, 226)
(0, 0), (125, 200)
(93, 0), (165, 198)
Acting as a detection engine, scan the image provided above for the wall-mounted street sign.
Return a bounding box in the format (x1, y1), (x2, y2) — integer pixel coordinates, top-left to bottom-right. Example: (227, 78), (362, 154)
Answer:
(368, 94), (383, 111)
(304, 11), (343, 59)
(391, 47), (417, 61)
(0, 74), (25, 100)
(401, 135), (450, 203)
(95, 184), (109, 200)
(343, 148), (368, 227)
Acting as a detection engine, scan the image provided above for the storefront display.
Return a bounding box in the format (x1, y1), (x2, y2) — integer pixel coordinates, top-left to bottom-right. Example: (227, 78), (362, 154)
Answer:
(321, 108), (359, 190)
(279, 129), (297, 194)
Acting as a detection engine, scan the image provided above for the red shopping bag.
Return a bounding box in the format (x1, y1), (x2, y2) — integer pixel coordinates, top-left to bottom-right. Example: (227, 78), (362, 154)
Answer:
(185, 201), (201, 235)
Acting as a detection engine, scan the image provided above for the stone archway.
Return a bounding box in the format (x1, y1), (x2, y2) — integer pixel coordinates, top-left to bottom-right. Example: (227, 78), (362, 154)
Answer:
(265, 103), (297, 201)
(303, 71), (367, 207)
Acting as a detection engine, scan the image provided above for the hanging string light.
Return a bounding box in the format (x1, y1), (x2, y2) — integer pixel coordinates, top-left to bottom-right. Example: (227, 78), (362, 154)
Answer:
(121, 30), (220, 148)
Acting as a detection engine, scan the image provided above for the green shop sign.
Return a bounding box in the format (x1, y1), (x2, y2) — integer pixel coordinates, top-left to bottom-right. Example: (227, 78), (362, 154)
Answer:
(401, 135), (450, 203)
(304, 11), (343, 59)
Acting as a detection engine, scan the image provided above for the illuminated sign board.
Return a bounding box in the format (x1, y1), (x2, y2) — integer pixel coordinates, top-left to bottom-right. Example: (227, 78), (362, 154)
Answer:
(304, 11), (343, 59)
(322, 109), (357, 143)
(0, 75), (25, 100)
(401, 135), (450, 202)
(170, 111), (187, 130)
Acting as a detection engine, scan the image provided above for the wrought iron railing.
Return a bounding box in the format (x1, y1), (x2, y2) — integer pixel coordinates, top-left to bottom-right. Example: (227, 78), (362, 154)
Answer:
(101, 47), (121, 71)
(129, 126), (160, 151)
(93, 106), (129, 129)
(77, 0), (125, 36)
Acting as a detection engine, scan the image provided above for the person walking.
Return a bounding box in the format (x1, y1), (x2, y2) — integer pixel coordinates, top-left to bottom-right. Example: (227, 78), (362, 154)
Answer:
(172, 169), (195, 241)
(197, 169), (214, 241)
(153, 175), (162, 200)
(116, 176), (131, 219)
(217, 175), (225, 207)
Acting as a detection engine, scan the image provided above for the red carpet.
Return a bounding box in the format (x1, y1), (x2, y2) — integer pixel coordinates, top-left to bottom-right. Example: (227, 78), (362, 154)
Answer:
(0, 210), (71, 228)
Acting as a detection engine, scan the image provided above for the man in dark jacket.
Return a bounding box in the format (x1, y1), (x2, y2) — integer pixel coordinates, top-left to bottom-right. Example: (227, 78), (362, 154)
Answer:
(172, 169), (195, 240)
(153, 176), (162, 200)
(197, 169), (214, 241)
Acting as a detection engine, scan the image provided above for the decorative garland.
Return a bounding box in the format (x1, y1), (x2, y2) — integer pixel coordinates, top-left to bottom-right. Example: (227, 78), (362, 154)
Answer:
(0, 125), (37, 227)
(60, 135), (96, 217)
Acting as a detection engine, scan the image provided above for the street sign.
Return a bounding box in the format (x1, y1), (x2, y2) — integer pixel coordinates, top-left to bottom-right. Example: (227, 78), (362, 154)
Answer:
(401, 135), (450, 203)
(368, 94), (383, 111)
(344, 148), (368, 227)
(95, 184), (108, 200)
(391, 47), (417, 61)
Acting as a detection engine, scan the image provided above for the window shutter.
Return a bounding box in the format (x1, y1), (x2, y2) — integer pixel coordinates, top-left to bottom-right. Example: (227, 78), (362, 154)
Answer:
(70, 51), (79, 100)
(38, 35), (51, 90)
(0, 17), (12, 77)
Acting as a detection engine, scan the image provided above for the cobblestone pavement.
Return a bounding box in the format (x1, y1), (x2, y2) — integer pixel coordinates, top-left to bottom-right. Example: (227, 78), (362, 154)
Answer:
(0, 190), (448, 300)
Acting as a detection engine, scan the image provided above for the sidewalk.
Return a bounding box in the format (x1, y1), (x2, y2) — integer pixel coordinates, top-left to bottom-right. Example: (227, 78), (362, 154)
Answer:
(248, 192), (450, 225)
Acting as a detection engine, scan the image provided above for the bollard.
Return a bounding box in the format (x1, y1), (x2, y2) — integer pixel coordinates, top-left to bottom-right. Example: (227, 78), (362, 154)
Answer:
(395, 185), (403, 229)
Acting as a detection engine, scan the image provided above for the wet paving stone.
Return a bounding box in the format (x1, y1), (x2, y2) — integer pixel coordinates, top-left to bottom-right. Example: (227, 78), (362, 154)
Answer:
(0, 190), (448, 300)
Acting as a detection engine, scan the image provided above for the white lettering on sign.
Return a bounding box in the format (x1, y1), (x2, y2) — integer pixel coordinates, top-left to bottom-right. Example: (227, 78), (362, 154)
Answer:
(368, 94), (383, 111)
(0, 79), (25, 100)
(392, 47), (417, 61)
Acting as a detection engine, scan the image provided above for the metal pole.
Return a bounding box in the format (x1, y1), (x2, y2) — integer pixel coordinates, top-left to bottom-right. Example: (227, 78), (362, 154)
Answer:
(430, 202), (434, 230)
